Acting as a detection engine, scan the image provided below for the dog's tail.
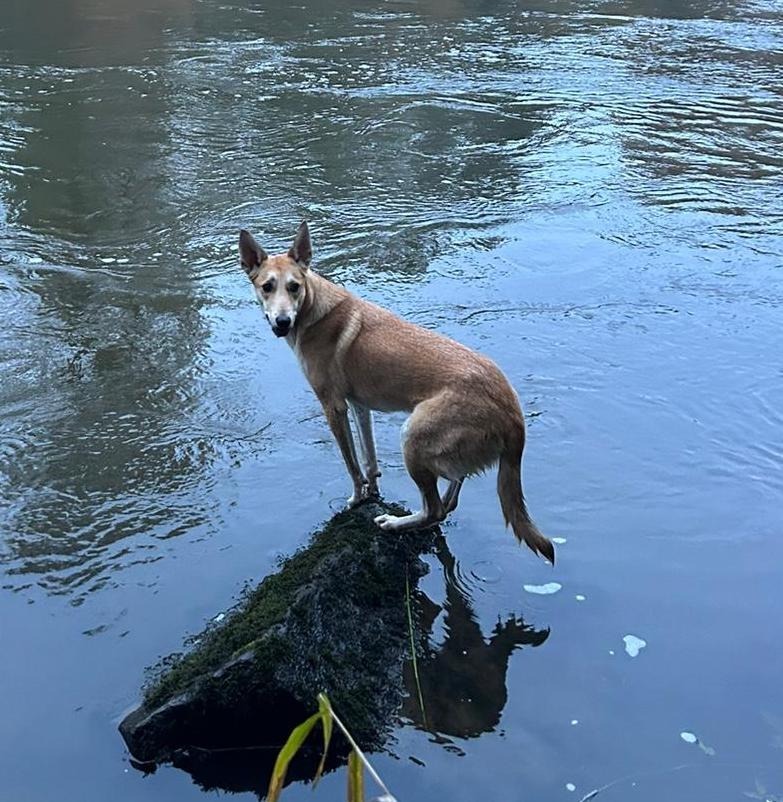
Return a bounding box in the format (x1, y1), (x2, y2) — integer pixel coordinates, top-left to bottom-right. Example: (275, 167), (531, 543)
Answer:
(497, 426), (555, 565)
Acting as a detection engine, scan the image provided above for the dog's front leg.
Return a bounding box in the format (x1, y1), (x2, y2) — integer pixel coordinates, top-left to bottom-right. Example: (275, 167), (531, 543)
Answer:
(321, 399), (367, 507)
(348, 401), (381, 497)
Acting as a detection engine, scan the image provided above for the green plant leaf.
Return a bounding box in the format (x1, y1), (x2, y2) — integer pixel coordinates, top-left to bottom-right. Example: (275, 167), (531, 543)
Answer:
(267, 711), (321, 802)
(347, 749), (364, 802)
(313, 692), (334, 788)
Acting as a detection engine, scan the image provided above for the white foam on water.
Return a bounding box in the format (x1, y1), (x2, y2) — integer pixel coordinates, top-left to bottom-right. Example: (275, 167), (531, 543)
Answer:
(523, 582), (562, 595)
(623, 634), (647, 657)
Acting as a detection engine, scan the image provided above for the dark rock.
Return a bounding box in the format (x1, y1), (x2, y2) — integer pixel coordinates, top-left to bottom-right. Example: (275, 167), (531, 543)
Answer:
(119, 502), (437, 766)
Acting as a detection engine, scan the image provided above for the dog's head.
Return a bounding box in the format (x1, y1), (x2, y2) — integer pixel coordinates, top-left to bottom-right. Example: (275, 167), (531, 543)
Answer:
(238, 222), (312, 338)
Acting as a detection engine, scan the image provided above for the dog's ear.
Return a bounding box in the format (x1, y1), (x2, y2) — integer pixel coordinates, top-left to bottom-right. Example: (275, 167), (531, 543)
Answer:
(288, 221), (312, 268)
(239, 229), (267, 278)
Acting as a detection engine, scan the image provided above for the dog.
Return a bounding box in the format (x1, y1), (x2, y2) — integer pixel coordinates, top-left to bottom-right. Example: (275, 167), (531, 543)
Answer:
(239, 222), (554, 563)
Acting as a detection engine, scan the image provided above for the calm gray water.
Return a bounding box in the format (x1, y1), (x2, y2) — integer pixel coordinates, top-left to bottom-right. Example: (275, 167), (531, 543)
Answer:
(1, 0), (782, 800)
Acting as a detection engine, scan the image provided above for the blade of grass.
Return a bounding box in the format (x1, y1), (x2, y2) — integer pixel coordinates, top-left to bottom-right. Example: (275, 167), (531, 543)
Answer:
(267, 711), (321, 802)
(347, 750), (364, 802)
(328, 706), (395, 801)
(313, 692), (334, 787)
(405, 570), (427, 729)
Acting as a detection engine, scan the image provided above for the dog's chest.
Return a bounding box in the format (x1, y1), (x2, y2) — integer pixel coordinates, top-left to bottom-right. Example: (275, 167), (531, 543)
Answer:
(289, 337), (323, 387)
(289, 338), (310, 378)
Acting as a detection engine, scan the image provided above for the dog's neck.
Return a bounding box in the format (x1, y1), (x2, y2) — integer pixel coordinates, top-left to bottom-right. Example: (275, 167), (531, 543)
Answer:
(286, 269), (349, 345)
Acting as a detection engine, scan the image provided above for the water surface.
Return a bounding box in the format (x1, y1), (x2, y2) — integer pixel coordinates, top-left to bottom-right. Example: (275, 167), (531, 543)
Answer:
(1, 1), (782, 800)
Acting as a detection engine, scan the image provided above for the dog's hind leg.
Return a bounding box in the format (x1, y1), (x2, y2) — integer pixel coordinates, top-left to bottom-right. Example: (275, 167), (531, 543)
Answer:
(348, 401), (381, 496)
(374, 405), (446, 531)
(441, 478), (464, 514)
(376, 390), (502, 532)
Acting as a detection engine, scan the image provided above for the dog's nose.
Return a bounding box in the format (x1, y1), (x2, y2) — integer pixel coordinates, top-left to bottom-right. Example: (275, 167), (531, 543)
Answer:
(272, 314), (291, 337)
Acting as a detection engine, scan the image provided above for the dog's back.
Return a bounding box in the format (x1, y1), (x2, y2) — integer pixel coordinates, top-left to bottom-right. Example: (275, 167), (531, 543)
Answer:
(298, 278), (512, 413)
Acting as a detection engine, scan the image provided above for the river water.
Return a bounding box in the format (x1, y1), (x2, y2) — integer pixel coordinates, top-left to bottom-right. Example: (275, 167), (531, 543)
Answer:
(1, 1), (782, 800)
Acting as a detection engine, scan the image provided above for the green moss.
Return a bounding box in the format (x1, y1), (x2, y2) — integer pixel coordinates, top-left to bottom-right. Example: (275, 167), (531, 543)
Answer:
(142, 502), (433, 713)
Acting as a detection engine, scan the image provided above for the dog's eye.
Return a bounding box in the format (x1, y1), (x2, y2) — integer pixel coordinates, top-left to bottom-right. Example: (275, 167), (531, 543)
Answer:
(261, 281), (273, 293)
(288, 282), (301, 294)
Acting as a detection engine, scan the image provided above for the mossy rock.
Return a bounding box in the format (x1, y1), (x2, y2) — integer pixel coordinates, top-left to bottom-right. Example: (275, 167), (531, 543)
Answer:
(119, 501), (437, 766)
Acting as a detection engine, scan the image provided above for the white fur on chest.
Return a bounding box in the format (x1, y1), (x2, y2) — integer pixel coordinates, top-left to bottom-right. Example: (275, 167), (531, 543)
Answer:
(288, 336), (313, 383)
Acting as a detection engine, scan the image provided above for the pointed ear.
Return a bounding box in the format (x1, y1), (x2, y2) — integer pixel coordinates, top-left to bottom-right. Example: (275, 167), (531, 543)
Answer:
(239, 229), (267, 278)
(287, 221), (312, 267)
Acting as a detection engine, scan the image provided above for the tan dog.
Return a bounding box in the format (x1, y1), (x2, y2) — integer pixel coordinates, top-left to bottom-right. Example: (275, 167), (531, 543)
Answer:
(239, 222), (554, 563)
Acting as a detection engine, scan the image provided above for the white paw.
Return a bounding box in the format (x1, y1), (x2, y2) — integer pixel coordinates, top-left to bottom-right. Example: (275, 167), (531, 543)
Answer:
(374, 513), (398, 531)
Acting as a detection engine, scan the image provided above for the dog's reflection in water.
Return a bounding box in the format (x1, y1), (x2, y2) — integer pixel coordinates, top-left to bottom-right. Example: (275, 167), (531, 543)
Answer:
(401, 539), (550, 740)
